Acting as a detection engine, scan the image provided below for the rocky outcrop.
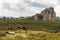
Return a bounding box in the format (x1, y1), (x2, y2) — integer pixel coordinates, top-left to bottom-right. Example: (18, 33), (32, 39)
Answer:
(34, 7), (56, 21)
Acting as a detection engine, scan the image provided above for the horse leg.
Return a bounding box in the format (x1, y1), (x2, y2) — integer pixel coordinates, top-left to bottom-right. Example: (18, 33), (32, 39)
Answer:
(25, 29), (28, 35)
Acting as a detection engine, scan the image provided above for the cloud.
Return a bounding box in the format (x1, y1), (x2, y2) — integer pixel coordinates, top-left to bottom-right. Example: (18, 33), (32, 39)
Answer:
(55, 6), (60, 16)
(24, 0), (58, 9)
(2, 2), (11, 10)
(0, 0), (59, 17)
(25, 1), (47, 8)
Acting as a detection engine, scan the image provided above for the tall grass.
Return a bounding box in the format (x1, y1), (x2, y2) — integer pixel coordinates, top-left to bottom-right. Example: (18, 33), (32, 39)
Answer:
(0, 30), (60, 40)
(0, 19), (60, 31)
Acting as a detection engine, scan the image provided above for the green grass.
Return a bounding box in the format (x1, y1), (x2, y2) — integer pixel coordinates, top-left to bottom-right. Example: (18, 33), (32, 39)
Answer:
(0, 19), (60, 40)
(0, 19), (60, 31)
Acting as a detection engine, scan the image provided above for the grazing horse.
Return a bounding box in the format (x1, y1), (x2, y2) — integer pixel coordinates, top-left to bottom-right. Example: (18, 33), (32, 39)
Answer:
(6, 27), (13, 30)
(17, 26), (28, 30)
(54, 31), (58, 33)
(17, 26), (28, 34)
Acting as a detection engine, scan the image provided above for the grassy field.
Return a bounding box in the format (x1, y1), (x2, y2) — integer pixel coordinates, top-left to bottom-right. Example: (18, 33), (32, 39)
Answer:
(0, 19), (60, 40)
(0, 30), (60, 40)
(0, 19), (60, 31)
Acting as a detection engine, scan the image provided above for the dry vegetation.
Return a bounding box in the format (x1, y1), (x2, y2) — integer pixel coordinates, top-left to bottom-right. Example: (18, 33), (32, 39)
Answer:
(0, 19), (60, 40)
(0, 30), (60, 40)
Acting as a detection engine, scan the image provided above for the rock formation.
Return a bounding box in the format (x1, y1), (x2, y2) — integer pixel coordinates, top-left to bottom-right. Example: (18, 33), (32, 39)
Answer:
(34, 7), (56, 21)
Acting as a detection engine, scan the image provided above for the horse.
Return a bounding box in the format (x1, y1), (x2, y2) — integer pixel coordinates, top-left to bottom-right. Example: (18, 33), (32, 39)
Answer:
(6, 27), (14, 30)
(17, 26), (28, 30)
(17, 26), (28, 34)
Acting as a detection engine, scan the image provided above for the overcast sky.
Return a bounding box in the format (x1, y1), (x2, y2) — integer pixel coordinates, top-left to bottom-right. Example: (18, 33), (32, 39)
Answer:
(0, 0), (60, 17)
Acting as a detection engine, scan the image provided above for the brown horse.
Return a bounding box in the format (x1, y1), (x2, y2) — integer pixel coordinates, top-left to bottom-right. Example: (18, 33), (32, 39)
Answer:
(17, 26), (28, 30)
(17, 26), (28, 34)
(6, 27), (14, 30)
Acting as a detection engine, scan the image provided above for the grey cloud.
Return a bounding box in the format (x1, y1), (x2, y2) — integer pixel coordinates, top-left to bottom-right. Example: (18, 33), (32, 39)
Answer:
(24, 0), (54, 8)
(24, 0), (48, 8)
(2, 2), (25, 12)
(2, 0), (54, 13)
(14, 7), (25, 12)
(30, 2), (48, 8)
(57, 0), (60, 5)
(2, 2), (11, 10)
(15, 4), (25, 12)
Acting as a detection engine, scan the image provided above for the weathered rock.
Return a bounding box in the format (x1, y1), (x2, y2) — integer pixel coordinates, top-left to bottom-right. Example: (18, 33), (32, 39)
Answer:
(34, 7), (56, 21)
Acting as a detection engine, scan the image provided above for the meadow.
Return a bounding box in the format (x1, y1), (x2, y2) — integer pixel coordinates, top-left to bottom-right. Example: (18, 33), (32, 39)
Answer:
(0, 18), (60, 31)
(0, 30), (60, 40)
(0, 18), (60, 40)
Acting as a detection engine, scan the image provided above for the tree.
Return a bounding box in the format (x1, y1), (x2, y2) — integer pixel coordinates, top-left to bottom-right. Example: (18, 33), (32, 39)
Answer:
(3, 16), (6, 19)
(56, 16), (60, 21)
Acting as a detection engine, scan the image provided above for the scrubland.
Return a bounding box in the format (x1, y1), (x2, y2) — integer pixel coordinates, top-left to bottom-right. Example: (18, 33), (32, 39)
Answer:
(0, 19), (60, 40)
